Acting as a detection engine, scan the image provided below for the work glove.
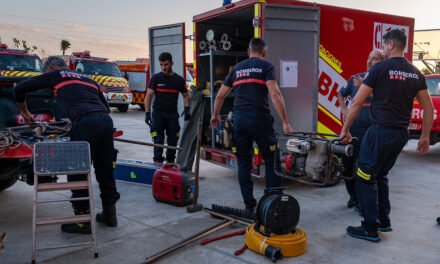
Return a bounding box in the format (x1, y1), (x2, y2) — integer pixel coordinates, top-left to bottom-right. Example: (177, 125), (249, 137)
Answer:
(181, 106), (191, 121)
(145, 112), (152, 126)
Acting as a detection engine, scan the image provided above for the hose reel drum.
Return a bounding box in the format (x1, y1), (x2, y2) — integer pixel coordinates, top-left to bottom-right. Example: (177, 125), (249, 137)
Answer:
(255, 188), (300, 236)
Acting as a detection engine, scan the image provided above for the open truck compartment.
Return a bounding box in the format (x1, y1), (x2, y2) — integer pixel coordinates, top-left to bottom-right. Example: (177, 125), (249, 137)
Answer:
(189, 0), (414, 178)
(195, 5), (254, 153)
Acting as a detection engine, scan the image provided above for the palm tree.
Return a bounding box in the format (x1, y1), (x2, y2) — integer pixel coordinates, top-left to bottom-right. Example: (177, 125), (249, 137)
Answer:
(60, 40), (71, 56)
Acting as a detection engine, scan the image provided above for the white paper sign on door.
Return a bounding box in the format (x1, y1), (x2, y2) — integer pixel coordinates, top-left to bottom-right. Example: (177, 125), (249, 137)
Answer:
(280, 60), (298, 88)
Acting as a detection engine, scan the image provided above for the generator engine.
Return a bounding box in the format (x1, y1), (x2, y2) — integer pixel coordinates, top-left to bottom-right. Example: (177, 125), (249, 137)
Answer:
(276, 133), (354, 187)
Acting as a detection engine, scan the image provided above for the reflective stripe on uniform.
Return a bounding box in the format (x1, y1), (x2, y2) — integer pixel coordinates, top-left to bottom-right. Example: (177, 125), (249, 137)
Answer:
(357, 168), (371, 181)
(233, 78), (266, 87)
(151, 131), (157, 137)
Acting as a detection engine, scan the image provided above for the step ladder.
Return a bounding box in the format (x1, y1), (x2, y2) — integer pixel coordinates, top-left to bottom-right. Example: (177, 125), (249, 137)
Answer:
(32, 141), (98, 264)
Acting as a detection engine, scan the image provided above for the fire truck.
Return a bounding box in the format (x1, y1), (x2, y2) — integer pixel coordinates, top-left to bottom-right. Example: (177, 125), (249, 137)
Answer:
(0, 44), (69, 191)
(409, 74), (440, 144)
(69, 51), (132, 112)
(118, 63), (150, 110)
(149, 0), (414, 182)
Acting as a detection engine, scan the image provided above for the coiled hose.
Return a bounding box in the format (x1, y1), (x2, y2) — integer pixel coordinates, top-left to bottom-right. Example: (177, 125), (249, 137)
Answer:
(245, 224), (307, 262)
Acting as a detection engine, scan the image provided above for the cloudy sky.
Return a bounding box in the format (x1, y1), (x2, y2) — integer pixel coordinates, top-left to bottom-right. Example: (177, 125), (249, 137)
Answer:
(0, 0), (439, 61)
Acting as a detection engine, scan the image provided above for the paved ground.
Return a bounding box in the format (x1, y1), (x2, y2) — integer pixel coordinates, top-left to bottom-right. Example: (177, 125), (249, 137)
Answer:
(1, 105), (439, 264)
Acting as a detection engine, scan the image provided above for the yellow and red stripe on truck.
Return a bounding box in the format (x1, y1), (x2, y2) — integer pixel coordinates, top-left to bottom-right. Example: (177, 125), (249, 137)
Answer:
(0, 70), (41, 77)
(91, 75), (128, 88)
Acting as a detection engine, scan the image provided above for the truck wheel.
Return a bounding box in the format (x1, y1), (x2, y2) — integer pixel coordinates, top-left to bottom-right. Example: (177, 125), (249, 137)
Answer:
(0, 159), (20, 191)
(117, 104), (129, 112)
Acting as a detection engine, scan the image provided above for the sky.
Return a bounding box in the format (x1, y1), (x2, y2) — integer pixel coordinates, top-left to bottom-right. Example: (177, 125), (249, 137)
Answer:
(0, 0), (439, 61)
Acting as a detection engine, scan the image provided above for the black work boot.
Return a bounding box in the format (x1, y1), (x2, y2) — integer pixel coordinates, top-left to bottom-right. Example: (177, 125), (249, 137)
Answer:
(61, 223), (91, 234)
(96, 203), (117, 227)
(61, 209), (91, 234)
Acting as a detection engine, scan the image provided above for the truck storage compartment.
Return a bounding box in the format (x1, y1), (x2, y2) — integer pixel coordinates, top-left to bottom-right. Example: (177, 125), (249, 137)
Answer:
(195, 5), (254, 150)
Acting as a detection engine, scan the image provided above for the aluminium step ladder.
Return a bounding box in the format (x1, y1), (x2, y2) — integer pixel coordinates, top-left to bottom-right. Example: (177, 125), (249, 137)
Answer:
(32, 141), (98, 264)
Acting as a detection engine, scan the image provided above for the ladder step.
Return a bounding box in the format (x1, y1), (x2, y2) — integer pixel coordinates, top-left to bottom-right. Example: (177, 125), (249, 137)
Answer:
(37, 181), (89, 192)
(37, 197), (90, 203)
(36, 215), (92, 226)
(36, 242), (94, 251)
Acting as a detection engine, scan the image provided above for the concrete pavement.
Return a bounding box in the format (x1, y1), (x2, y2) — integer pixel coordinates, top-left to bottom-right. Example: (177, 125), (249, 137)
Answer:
(1, 105), (439, 264)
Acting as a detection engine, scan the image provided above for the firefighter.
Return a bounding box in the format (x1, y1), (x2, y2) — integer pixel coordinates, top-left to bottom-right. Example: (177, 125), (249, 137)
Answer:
(145, 52), (190, 164)
(337, 49), (384, 210)
(341, 29), (434, 242)
(210, 38), (293, 212)
(14, 56), (120, 234)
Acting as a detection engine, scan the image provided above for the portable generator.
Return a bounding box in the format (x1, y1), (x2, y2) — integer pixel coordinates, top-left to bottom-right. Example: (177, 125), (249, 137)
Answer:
(152, 163), (194, 206)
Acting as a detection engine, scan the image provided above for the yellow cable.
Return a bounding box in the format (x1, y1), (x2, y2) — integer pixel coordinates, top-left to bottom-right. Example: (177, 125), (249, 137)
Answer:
(245, 224), (307, 258)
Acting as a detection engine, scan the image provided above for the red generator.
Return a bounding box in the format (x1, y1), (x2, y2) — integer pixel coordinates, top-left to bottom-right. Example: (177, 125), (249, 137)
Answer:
(152, 164), (194, 206)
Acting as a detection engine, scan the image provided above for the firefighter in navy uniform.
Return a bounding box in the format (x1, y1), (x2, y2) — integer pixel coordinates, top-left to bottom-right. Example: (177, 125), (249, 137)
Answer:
(337, 49), (384, 210)
(341, 29), (434, 242)
(145, 52), (190, 164)
(210, 38), (293, 212)
(14, 57), (120, 234)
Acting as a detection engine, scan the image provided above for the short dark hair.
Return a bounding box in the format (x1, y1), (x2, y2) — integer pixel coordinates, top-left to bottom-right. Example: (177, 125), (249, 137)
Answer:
(383, 29), (407, 50)
(249, 38), (266, 54)
(43, 56), (67, 72)
(159, 52), (172, 62)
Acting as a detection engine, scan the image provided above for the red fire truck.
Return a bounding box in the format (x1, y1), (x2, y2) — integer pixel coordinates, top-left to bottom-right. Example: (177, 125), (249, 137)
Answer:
(409, 74), (440, 144)
(0, 44), (69, 191)
(149, 0), (414, 180)
(69, 51), (132, 112)
(118, 63), (150, 110)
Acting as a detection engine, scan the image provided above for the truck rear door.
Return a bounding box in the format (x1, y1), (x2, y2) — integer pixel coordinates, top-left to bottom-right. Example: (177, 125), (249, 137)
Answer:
(149, 23), (186, 125)
(264, 5), (319, 132)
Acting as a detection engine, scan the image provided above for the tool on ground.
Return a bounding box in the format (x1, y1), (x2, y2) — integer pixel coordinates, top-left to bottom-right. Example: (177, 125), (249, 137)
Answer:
(187, 119), (204, 213)
(234, 244), (248, 256)
(275, 132), (355, 187)
(114, 138), (181, 151)
(32, 141), (98, 264)
(203, 207), (253, 225)
(152, 163), (195, 206)
(210, 204), (256, 221)
(200, 229), (245, 245)
(144, 219), (235, 264)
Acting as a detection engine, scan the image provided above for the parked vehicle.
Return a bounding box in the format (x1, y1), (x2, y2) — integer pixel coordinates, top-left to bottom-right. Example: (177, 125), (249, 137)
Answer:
(409, 74), (440, 144)
(69, 51), (132, 112)
(0, 44), (68, 191)
(173, 0), (414, 181)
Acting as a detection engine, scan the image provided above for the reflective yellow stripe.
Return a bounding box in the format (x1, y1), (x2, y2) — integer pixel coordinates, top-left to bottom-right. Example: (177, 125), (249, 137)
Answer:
(151, 131), (157, 137)
(232, 147), (237, 153)
(193, 22), (197, 85)
(254, 4), (261, 38)
(269, 145), (276, 151)
(318, 104), (342, 126)
(254, 147), (259, 155)
(357, 168), (371, 181)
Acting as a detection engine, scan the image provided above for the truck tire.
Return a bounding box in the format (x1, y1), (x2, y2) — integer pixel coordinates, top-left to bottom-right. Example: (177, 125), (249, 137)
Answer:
(0, 159), (20, 191)
(117, 104), (129, 113)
